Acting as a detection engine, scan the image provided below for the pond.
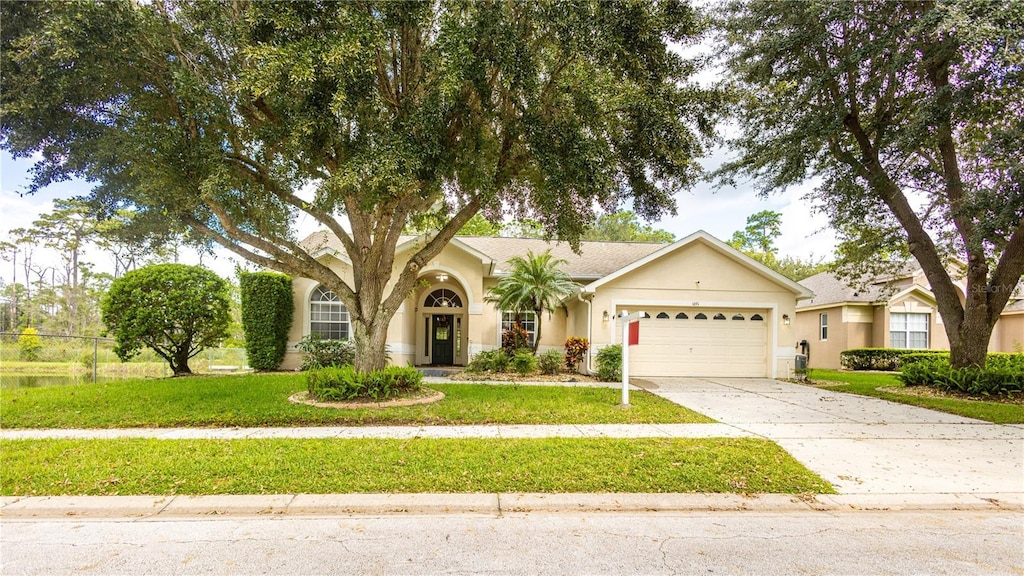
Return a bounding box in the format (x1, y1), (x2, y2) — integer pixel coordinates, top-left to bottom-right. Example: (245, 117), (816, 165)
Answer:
(0, 374), (138, 388)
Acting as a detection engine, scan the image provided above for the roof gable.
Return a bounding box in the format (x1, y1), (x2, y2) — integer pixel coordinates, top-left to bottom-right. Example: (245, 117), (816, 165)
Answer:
(584, 230), (813, 297)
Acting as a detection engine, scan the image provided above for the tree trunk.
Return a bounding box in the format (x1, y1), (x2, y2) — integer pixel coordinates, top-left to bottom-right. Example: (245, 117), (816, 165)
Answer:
(352, 316), (391, 373)
(941, 282), (1001, 369)
(948, 320), (993, 369)
(532, 308), (543, 354)
(170, 347), (193, 375)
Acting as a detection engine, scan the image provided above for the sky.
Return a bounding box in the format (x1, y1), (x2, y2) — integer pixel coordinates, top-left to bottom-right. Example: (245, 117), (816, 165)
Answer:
(0, 147), (838, 285)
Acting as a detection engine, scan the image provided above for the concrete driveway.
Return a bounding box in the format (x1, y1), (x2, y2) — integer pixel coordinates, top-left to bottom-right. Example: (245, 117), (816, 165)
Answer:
(637, 377), (1023, 502)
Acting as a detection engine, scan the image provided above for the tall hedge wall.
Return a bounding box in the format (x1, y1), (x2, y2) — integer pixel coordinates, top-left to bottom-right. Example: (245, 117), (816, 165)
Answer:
(239, 272), (294, 371)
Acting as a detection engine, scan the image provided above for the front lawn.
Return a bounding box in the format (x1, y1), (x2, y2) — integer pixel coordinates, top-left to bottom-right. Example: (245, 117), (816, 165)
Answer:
(0, 373), (711, 428)
(807, 369), (1024, 424)
(0, 437), (832, 495)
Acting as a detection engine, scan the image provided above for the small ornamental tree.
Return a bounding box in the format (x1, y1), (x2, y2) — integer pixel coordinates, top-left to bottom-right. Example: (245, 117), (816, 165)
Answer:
(485, 251), (580, 354)
(101, 264), (231, 375)
(17, 327), (42, 361)
(239, 271), (293, 371)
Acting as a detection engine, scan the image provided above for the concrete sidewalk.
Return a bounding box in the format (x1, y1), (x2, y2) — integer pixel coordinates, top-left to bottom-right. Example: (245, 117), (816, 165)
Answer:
(0, 423), (750, 440)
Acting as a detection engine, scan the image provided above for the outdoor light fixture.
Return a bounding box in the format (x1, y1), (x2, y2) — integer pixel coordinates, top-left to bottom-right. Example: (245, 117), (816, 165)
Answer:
(602, 310), (610, 322)
(437, 273), (448, 283)
(782, 314), (791, 325)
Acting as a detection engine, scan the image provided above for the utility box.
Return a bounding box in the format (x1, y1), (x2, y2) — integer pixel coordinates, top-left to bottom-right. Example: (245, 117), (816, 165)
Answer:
(794, 354), (808, 381)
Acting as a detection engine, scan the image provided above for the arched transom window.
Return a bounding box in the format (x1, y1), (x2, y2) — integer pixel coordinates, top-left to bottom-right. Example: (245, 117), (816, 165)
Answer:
(424, 289), (463, 308)
(310, 286), (350, 340)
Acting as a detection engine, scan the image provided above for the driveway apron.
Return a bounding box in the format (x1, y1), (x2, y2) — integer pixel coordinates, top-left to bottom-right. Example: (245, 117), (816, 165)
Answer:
(637, 378), (1023, 499)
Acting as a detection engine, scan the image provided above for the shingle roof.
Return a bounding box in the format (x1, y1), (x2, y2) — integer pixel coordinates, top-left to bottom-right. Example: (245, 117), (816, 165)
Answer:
(456, 236), (664, 278)
(1004, 299), (1024, 313)
(299, 231), (666, 279)
(796, 272), (891, 309)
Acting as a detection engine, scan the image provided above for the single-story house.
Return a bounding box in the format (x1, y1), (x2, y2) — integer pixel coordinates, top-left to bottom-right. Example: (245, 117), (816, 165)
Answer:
(795, 268), (1024, 369)
(282, 230), (814, 378)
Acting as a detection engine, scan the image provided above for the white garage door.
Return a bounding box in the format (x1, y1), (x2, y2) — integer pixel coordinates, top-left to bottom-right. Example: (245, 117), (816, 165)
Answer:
(623, 308), (768, 377)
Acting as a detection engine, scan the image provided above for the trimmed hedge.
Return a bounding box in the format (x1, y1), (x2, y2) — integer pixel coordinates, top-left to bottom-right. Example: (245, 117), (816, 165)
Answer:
(898, 357), (1024, 397)
(307, 365), (423, 402)
(840, 348), (946, 371)
(239, 272), (293, 371)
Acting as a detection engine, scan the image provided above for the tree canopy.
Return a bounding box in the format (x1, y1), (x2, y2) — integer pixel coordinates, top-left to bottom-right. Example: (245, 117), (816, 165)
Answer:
(727, 210), (828, 280)
(582, 211), (675, 243)
(2, 0), (720, 371)
(717, 0), (1024, 367)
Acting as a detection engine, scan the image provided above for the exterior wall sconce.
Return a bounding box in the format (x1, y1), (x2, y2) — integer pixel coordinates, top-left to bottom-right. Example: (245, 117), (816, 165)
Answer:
(437, 273), (448, 283)
(782, 314), (791, 325)
(602, 310), (610, 322)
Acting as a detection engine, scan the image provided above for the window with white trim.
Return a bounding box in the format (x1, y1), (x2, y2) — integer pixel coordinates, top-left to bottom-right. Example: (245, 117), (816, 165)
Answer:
(819, 313), (828, 341)
(890, 312), (928, 349)
(310, 286), (350, 340)
(501, 311), (536, 346)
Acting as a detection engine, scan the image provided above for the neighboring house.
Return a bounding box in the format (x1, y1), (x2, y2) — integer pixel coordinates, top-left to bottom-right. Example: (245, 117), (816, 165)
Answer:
(282, 230), (813, 378)
(795, 268), (1024, 369)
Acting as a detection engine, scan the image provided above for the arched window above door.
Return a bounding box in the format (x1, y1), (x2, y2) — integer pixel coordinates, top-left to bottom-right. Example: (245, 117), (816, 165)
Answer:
(424, 288), (463, 308)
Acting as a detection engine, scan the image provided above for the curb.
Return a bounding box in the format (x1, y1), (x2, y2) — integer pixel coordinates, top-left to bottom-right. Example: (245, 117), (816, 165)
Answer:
(2, 492), (1020, 518)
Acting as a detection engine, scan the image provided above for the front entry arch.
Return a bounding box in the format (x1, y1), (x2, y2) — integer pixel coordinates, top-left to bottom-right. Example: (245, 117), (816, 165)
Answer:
(417, 284), (468, 366)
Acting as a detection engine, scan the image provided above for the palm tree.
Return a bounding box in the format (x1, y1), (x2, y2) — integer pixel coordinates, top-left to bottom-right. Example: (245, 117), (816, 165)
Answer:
(484, 250), (580, 354)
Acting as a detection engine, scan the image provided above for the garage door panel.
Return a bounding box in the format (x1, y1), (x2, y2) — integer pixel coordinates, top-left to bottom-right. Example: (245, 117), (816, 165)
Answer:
(623, 308), (768, 377)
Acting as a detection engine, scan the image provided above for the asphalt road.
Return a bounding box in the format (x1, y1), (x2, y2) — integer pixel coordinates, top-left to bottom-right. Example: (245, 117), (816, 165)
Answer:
(3, 510), (1022, 575)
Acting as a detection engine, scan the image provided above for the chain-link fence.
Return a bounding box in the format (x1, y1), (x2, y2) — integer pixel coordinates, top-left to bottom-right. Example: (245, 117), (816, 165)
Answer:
(0, 332), (248, 387)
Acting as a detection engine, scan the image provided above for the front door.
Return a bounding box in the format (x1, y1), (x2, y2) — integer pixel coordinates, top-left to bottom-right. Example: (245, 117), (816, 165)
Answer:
(431, 314), (454, 365)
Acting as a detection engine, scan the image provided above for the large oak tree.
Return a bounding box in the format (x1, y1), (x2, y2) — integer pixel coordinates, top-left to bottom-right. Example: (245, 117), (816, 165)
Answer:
(717, 0), (1024, 367)
(1, 0), (719, 371)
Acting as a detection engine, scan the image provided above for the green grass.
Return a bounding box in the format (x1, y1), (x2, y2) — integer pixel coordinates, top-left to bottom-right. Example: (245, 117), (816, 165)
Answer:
(0, 437), (832, 495)
(0, 373), (711, 428)
(808, 369), (1024, 424)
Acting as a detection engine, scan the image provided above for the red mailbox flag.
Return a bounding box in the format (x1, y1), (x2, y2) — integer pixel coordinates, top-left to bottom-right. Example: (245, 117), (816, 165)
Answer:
(628, 320), (639, 346)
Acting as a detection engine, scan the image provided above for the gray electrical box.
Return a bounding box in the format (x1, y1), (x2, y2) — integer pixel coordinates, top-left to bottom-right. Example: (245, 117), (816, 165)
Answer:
(795, 354), (808, 370)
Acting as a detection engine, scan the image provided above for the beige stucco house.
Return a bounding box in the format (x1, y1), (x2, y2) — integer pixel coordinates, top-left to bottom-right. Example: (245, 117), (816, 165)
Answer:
(795, 269), (1024, 369)
(282, 230), (813, 378)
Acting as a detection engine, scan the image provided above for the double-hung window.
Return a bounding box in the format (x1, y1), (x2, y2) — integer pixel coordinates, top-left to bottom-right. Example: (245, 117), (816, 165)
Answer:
(501, 311), (537, 347)
(890, 312), (928, 349)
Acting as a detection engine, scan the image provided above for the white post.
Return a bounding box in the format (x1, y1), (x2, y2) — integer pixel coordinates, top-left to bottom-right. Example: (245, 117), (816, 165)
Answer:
(621, 311), (630, 407)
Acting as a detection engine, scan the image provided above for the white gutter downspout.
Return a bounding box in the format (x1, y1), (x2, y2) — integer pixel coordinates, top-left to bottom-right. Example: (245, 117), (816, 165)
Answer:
(577, 289), (596, 374)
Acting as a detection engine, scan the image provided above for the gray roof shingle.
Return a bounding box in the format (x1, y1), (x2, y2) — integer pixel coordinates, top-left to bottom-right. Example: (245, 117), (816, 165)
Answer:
(299, 231), (666, 279)
(797, 272), (891, 308)
(456, 236), (664, 278)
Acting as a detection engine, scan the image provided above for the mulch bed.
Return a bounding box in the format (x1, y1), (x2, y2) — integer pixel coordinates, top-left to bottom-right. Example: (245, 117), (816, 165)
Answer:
(450, 371), (601, 383)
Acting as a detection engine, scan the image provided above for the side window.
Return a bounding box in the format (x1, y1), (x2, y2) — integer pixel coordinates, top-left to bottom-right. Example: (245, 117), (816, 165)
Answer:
(820, 313), (828, 341)
(310, 286), (350, 340)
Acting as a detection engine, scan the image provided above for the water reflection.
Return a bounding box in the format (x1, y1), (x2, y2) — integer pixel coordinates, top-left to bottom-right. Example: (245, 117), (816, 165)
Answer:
(0, 374), (128, 388)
